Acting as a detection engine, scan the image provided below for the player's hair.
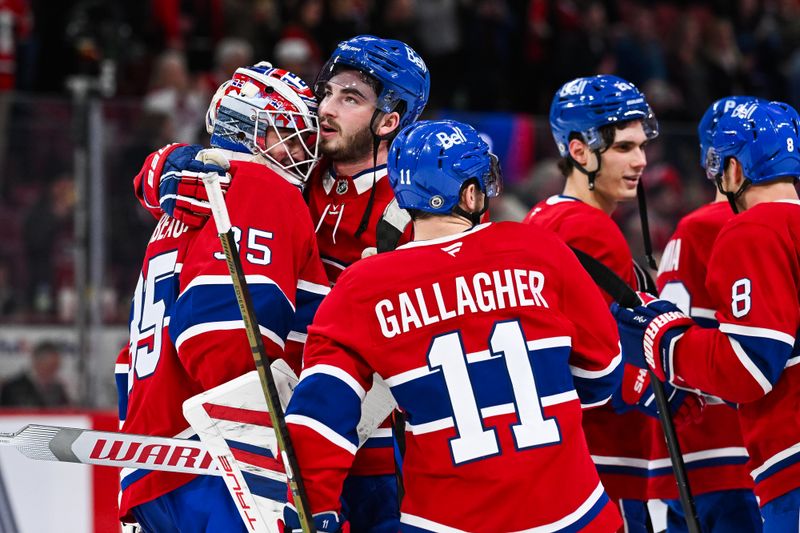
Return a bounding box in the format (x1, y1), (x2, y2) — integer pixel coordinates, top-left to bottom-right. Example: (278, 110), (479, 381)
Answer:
(556, 120), (639, 178)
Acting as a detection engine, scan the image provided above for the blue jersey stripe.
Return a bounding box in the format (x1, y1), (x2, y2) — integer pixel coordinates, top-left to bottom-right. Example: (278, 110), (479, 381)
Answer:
(753, 449), (800, 484)
(291, 287), (325, 335)
(286, 373), (361, 447)
(391, 344), (574, 428)
(170, 282), (294, 347)
(728, 333), (793, 387)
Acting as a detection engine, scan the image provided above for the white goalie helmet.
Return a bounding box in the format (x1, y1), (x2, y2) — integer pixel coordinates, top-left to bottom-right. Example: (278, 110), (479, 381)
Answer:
(206, 61), (320, 188)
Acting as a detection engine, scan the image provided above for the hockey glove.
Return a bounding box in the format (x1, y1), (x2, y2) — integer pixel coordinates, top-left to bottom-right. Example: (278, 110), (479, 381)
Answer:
(280, 506), (349, 533)
(610, 362), (704, 425)
(611, 292), (694, 382)
(158, 145), (232, 228)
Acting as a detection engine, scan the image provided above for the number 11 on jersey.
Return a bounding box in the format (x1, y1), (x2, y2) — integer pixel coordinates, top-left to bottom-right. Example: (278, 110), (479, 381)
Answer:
(428, 320), (561, 465)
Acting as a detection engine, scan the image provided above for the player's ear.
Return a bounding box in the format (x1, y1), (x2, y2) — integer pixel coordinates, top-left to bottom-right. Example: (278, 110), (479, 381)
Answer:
(459, 182), (482, 211)
(724, 157), (745, 189)
(568, 138), (589, 166)
(374, 111), (400, 138)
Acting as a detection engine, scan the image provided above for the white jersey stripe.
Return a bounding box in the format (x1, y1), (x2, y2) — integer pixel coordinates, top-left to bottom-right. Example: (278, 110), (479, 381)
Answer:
(719, 322), (795, 346)
(406, 391), (579, 435)
(285, 414), (357, 455)
(750, 441), (800, 479)
(299, 365), (366, 400)
(174, 321), (285, 351)
(728, 337), (773, 395)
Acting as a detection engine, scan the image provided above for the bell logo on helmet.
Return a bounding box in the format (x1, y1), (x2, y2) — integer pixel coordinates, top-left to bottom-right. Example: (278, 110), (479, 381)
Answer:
(430, 196), (444, 209)
(558, 79), (588, 97)
(732, 103), (758, 120)
(613, 81), (634, 91)
(436, 127), (468, 150)
(406, 46), (427, 72)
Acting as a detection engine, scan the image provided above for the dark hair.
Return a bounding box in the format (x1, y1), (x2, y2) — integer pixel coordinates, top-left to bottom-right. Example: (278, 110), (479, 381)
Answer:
(556, 119), (640, 177)
(32, 341), (60, 358)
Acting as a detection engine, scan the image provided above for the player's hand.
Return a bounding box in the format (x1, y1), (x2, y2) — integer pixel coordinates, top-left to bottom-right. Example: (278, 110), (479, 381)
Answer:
(280, 505), (349, 532)
(361, 247), (377, 259)
(158, 145), (232, 228)
(611, 292), (694, 382)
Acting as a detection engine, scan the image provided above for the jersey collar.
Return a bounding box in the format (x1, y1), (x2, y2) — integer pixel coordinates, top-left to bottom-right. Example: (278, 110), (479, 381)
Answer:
(397, 223), (492, 249)
(322, 165), (388, 196)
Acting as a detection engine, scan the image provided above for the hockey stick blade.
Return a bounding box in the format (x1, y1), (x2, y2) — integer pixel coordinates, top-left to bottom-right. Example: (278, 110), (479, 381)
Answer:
(0, 424), (219, 475)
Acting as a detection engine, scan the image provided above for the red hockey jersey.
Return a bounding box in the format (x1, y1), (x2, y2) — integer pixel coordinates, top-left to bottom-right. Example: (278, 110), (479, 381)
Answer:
(307, 164), (413, 283)
(306, 163), (412, 476)
(118, 160), (329, 519)
(287, 222), (624, 532)
(654, 201), (753, 498)
(667, 200), (800, 506)
(524, 195), (663, 500)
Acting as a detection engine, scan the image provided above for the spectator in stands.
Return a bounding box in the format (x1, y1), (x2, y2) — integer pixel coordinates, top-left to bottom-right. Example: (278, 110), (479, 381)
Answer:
(0, 341), (71, 407)
(143, 50), (206, 144)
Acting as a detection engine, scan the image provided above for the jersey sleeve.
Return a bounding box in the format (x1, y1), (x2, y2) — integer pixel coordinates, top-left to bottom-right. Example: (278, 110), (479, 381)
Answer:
(132, 143), (186, 220)
(168, 178), (310, 391)
(671, 221), (797, 403)
(285, 219), (331, 374)
(285, 273), (372, 514)
(556, 243), (623, 408)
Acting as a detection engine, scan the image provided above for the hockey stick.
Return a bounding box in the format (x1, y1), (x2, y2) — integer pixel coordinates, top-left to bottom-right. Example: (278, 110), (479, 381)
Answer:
(0, 424), (219, 475)
(571, 247), (701, 533)
(201, 169), (316, 533)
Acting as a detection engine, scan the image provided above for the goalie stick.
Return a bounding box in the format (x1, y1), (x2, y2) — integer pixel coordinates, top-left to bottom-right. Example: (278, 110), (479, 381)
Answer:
(201, 167), (315, 533)
(571, 246), (702, 533)
(0, 370), (395, 475)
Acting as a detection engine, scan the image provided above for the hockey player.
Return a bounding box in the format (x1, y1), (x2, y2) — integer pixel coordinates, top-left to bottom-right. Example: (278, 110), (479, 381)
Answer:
(130, 36), (430, 532)
(117, 64), (330, 532)
(523, 74), (678, 532)
(282, 119), (624, 532)
(654, 96), (761, 532)
(310, 35), (429, 277)
(613, 100), (800, 532)
(304, 35), (430, 532)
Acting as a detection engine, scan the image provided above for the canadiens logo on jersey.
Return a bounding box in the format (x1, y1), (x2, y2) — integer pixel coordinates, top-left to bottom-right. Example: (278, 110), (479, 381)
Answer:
(336, 179), (349, 195)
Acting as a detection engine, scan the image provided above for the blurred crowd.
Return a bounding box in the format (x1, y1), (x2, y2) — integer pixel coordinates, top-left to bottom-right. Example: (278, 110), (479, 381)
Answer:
(1, 0), (800, 324)
(10, 0), (800, 117)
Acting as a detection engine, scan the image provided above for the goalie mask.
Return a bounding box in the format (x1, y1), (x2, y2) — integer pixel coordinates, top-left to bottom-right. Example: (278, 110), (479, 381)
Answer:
(207, 62), (320, 188)
(388, 120), (502, 218)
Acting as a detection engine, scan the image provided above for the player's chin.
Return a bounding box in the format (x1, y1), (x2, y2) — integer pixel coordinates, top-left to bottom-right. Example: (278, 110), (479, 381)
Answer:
(319, 136), (341, 155)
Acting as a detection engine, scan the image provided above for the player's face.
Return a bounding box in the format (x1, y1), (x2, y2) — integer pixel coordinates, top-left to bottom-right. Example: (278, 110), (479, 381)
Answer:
(263, 127), (311, 166)
(594, 121), (649, 204)
(317, 70), (378, 162)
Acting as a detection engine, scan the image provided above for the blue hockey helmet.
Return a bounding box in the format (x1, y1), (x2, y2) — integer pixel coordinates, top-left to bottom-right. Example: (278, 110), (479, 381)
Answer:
(315, 35), (430, 129)
(698, 96), (764, 169)
(388, 120), (502, 214)
(549, 75), (659, 157)
(705, 100), (800, 184)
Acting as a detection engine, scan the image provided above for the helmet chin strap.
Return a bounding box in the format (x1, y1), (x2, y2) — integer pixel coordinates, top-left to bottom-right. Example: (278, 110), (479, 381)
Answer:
(715, 177), (750, 214)
(453, 197), (489, 227)
(354, 108), (387, 239)
(568, 150), (602, 190)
